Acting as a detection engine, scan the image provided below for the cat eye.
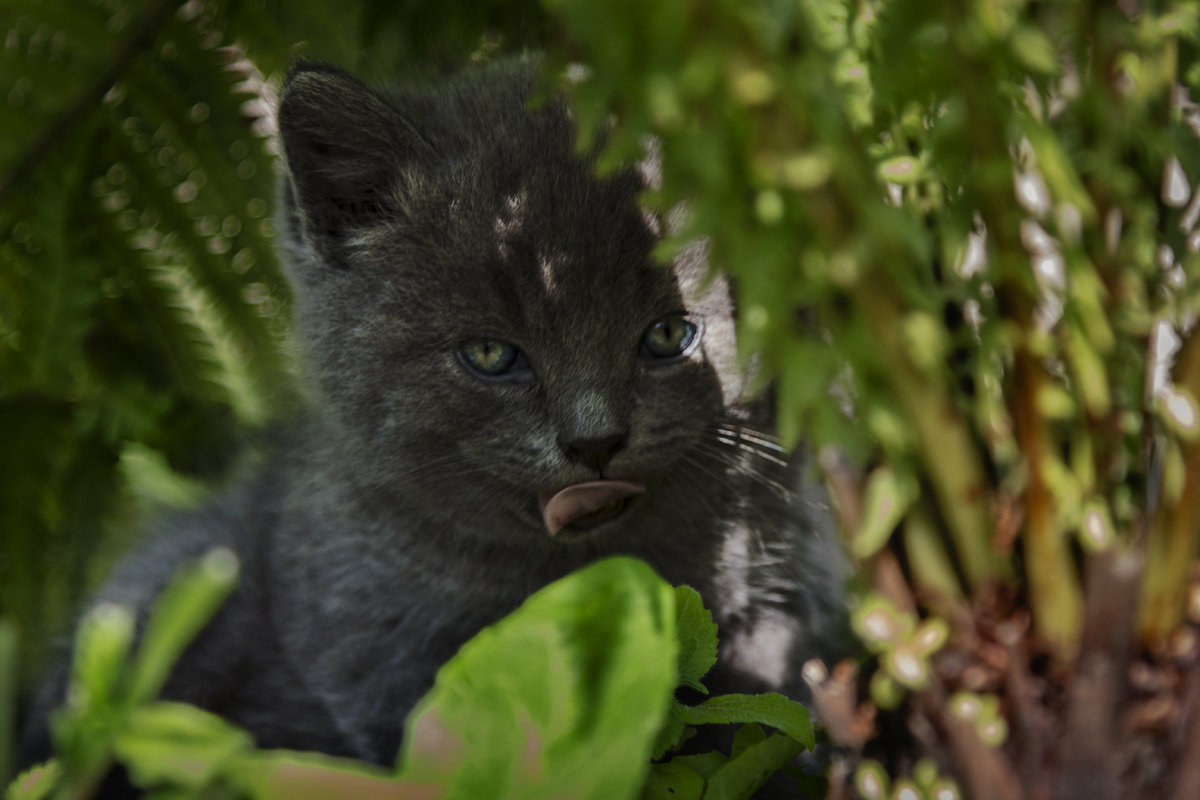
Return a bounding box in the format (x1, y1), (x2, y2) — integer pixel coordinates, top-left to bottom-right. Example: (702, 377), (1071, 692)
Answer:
(641, 314), (699, 361)
(457, 339), (531, 380)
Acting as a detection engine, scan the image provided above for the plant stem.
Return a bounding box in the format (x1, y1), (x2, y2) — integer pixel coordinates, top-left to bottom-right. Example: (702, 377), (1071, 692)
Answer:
(1055, 551), (1140, 800)
(904, 503), (966, 616)
(858, 284), (1008, 591)
(1013, 350), (1084, 661)
(0, 619), (14, 789)
(1140, 328), (1200, 645)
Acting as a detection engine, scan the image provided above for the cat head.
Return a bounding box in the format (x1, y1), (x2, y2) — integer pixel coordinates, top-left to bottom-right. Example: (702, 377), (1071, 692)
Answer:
(277, 60), (773, 546)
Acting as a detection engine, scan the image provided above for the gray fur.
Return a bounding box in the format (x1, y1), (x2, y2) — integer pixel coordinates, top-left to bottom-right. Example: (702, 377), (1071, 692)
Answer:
(25, 59), (848, 768)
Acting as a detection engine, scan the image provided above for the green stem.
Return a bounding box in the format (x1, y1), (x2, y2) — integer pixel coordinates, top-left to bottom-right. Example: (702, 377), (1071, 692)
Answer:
(859, 285), (1009, 591)
(0, 619), (14, 789)
(904, 503), (967, 617)
(1140, 329), (1200, 646)
(1013, 351), (1084, 661)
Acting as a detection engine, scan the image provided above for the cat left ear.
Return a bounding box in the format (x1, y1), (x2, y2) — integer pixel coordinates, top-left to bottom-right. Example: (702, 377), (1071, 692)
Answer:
(277, 62), (431, 264)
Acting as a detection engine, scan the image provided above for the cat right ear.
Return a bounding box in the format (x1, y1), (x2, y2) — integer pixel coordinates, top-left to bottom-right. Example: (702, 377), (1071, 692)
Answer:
(277, 62), (430, 266)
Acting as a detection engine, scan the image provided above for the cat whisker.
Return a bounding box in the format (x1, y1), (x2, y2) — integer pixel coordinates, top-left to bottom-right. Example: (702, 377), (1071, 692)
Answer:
(699, 430), (793, 475)
(691, 440), (796, 502)
(705, 424), (792, 462)
(712, 422), (789, 454)
(673, 453), (781, 565)
(707, 433), (789, 468)
(707, 423), (792, 458)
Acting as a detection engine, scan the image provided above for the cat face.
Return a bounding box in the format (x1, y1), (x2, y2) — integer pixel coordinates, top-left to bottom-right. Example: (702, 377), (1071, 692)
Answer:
(278, 61), (758, 543)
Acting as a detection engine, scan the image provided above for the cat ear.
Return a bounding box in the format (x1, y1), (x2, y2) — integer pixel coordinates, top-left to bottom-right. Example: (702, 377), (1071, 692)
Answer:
(277, 62), (430, 264)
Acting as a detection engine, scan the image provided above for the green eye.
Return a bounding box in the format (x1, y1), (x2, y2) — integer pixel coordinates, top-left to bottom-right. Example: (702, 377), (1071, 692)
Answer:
(458, 339), (529, 379)
(641, 314), (699, 360)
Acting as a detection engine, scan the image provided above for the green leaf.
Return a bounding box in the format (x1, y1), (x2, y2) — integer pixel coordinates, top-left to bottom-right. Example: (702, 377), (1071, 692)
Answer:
(877, 155), (924, 185)
(1009, 26), (1059, 75)
(67, 603), (135, 714)
(679, 694), (814, 751)
(15, 119), (103, 394)
(1022, 120), (1097, 221)
(673, 585), (717, 693)
(649, 700), (686, 760)
(4, 761), (61, 800)
(851, 465), (918, 559)
(730, 723), (767, 757)
(239, 750), (417, 800)
(396, 557), (677, 800)
(668, 751), (728, 780)
(112, 702), (253, 791)
(702, 733), (805, 800)
(639, 762), (704, 800)
(126, 549), (240, 705)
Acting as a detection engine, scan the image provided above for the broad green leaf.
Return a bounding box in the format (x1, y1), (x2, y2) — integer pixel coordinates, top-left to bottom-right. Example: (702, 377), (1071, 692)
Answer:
(4, 761), (60, 800)
(673, 585), (717, 693)
(126, 549), (240, 705)
(639, 762), (704, 800)
(668, 751), (728, 780)
(113, 702), (252, 791)
(239, 751), (431, 800)
(730, 722), (767, 757)
(702, 733), (805, 800)
(679, 694), (814, 751)
(649, 700), (686, 760)
(396, 557), (677, 800)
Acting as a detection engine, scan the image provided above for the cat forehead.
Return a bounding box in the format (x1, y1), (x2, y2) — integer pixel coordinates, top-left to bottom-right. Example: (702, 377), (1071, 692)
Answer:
(482, 184), (652, 295)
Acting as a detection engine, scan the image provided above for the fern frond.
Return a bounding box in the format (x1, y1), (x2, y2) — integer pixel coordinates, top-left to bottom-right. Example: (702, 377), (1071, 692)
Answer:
(14, 121), (104, 394)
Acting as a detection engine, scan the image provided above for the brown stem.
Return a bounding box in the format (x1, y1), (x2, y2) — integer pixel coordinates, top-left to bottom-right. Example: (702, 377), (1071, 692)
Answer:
(1002, 625), (1048, 797)
(916, 682), (1024, 800)
(1054, 550), (1141, 800)
(1171, 645), (1200, 800)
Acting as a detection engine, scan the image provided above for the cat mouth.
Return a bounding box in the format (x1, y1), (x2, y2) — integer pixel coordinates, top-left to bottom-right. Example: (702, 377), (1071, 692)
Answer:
(538, 480), (646, 537)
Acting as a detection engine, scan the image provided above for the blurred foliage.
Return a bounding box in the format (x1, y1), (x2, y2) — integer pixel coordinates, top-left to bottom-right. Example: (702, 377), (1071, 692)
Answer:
(546, 0), (1200, 658)
(6, 555), (815, 799)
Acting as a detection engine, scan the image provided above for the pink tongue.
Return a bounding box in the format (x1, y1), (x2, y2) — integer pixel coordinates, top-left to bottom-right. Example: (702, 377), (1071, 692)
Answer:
(539, 480), (646, 537)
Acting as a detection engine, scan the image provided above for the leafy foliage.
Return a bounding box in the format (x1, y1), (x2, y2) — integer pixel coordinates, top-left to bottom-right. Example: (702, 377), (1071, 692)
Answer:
(6, 556), (814, 799)
(539, 0), (1200, 794)
(545, 0), (1200, 653)
(1, 0), (290, 678)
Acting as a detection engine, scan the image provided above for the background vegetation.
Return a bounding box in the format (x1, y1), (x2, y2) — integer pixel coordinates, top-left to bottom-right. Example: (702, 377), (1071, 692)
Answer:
(3, 0), (1200, 798)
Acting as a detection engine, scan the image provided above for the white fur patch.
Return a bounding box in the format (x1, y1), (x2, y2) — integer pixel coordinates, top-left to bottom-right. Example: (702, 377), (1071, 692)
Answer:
(492, 189), (528, 260)
(725, 610), (798, 688)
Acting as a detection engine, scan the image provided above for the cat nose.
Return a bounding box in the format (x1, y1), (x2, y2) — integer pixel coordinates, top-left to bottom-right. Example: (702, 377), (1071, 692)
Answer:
(558, 432), (627, 472)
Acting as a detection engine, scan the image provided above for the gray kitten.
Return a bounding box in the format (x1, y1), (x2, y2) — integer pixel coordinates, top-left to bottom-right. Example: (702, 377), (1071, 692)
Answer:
(24, 59), (847, 770)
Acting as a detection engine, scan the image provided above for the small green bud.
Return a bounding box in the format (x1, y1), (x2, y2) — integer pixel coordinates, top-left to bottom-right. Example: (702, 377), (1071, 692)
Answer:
(755, 190), (785, 224)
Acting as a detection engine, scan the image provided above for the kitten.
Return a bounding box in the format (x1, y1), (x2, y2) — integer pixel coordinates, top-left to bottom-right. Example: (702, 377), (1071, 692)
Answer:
(23, 58), (848, 770)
